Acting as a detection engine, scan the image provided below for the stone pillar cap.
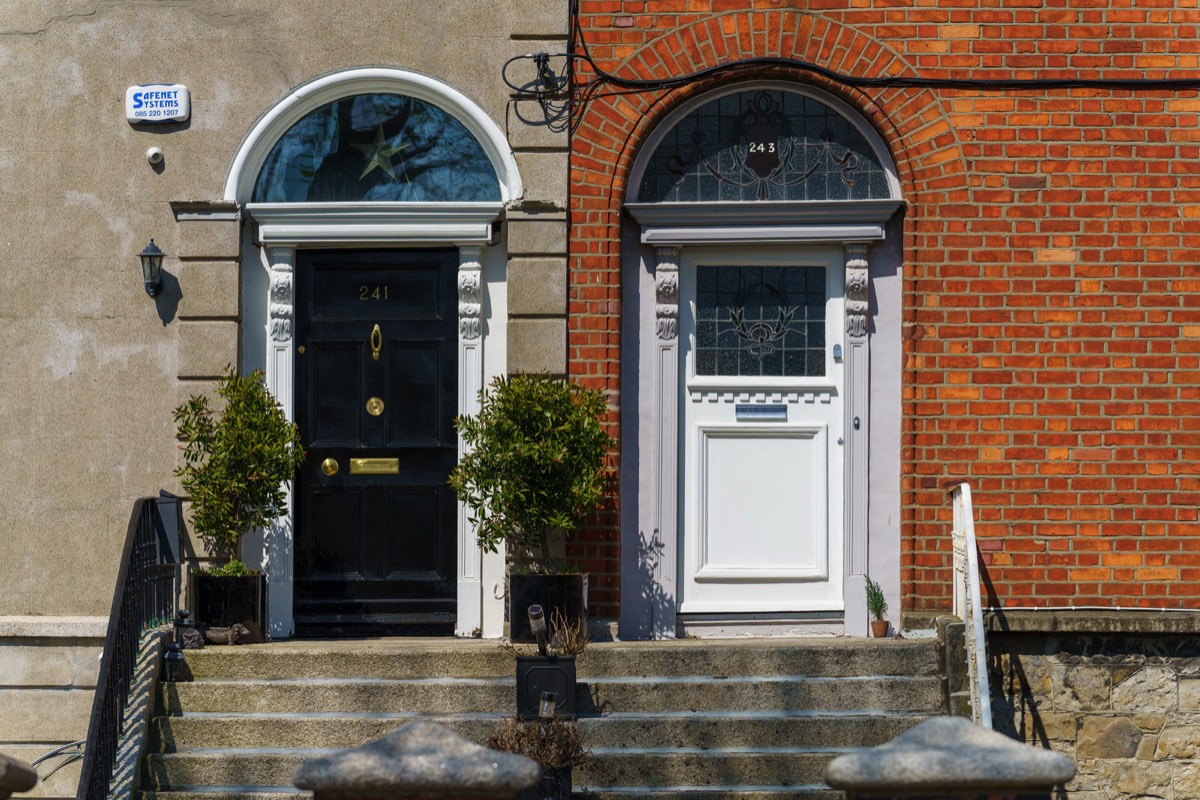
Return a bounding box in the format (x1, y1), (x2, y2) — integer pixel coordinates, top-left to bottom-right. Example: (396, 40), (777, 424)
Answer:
(824, 716), (1075, 792)
(0, 753), (38, 798)
(294, 721), (540, 796)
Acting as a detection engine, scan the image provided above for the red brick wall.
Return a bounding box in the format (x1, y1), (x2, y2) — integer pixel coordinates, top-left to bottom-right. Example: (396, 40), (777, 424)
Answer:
(569, 1), (1200, 617)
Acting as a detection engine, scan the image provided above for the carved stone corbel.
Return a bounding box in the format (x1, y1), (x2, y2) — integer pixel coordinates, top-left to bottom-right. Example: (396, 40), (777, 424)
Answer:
(655, 246), (680, 341)
(844, 243), (869, 339)
(458, 245), (482, 341)
(267, 247), (295, 343)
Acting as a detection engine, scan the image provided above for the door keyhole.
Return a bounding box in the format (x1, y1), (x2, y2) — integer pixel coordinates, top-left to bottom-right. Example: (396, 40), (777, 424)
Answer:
(370, 324), (382, 361)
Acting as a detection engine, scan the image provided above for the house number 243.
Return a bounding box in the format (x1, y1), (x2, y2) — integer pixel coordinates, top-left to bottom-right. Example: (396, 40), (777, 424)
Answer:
(749, 141), (776, 153)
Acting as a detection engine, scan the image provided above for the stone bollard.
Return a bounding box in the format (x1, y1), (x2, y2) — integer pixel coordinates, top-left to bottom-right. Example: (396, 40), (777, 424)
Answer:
(825, 716), (1075, 800)
(295, 721), (541, 800)
(0, 753), (37, 800)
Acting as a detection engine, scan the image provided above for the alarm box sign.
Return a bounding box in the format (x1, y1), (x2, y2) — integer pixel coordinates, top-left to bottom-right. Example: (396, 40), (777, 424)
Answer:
(125, 84), (190, 124)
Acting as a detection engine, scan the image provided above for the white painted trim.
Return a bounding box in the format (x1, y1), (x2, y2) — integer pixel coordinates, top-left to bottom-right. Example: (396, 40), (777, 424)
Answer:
(843, 243), (871, 637)
(223, 67), (523, 205)
(653, 246), (680, 638)
(260, 246), (297, 638)
(456, 245), (486, 637)
(629, 240), (855, 637)
(252, 242), (505, 638)
(248, 203), (502, 246)
(628, 202), (898, 247)
(627, 200), (903, 227)
(640, 224), (885, 246)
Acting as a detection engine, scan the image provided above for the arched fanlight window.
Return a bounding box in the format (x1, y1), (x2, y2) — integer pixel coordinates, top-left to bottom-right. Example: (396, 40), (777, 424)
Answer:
(637, 89), (891, 203)
(252, 92), (501, 203)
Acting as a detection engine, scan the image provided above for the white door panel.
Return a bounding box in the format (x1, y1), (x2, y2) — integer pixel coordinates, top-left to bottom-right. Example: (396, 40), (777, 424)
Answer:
(679, 246), (844, 616)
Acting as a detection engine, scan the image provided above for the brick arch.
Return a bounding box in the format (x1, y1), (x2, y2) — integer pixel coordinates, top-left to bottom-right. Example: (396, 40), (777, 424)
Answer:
(573, 10), (973, 215)
(568, 10), (976, 620)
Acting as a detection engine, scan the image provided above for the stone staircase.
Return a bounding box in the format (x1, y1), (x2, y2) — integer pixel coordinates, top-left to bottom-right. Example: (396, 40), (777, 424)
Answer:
(140, 637), (947, 799)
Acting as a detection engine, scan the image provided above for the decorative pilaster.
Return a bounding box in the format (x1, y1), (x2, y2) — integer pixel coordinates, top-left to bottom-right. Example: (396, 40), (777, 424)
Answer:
(843, 242), (870, 637)
(456, 245), (486, 636)
(654, 246), (680, 637)
(264, 245), (296, 639)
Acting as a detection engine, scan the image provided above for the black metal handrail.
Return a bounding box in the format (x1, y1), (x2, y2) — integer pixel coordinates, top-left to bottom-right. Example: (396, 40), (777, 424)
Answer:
(76, 494), (181, 800)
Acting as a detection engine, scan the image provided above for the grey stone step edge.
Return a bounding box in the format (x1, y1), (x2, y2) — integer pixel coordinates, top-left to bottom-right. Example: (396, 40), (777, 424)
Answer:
(140, 790), (843, 800)
(179, 640), (941, 680)
(147, 748), (853, 788)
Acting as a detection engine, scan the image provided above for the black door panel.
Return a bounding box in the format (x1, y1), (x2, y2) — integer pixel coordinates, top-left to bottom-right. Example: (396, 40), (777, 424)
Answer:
(294, 249), (458, 635)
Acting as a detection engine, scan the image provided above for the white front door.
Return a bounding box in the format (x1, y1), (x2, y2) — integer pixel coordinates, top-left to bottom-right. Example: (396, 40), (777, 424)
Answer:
(678, 245), (845, 615)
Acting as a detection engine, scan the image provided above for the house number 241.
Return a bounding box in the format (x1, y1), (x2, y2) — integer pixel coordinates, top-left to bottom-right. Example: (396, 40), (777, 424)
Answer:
(359, 285), (390, 300)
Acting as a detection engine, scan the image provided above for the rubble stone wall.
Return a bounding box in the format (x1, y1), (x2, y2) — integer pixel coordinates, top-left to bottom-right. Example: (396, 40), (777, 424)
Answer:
(990, 612), (1200, 800)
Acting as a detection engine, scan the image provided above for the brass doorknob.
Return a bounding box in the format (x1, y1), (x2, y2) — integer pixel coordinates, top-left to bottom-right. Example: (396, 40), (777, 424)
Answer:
(321, 458), (339, 476)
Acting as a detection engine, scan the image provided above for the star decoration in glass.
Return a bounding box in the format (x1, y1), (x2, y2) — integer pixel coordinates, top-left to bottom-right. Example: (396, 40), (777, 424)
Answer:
(353, 126), (409, 181)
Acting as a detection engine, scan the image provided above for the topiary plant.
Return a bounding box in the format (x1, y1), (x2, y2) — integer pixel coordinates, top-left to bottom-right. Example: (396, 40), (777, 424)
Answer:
(449, 374), (614, 573)
(174, 366), (305, 575)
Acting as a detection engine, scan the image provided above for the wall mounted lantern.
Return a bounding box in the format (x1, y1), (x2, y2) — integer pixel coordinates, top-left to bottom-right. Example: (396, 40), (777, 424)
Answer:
(139, 238), (164, 297)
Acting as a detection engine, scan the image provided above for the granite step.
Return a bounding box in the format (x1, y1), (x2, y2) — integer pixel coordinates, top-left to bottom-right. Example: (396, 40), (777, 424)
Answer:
(178, 638), (939, 681)
(154, 710), (925, 752)
(143, 637), (948, 799)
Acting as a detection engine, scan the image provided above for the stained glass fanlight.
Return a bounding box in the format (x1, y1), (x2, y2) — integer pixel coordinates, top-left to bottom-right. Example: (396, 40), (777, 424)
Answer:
(637, 89), (890, 204)
(252, 93), (501, 203)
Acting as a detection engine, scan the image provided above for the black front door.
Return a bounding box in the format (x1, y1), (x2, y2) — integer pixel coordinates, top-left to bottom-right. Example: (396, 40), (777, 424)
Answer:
(294, 248), (458, 635)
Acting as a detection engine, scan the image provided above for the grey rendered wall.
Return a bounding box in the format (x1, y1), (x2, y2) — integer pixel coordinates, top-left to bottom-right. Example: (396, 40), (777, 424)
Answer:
(0, 0), (565, 781)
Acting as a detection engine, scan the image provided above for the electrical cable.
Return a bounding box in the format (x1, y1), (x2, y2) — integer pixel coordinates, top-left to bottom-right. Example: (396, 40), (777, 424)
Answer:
(501, 0), (1200, 132)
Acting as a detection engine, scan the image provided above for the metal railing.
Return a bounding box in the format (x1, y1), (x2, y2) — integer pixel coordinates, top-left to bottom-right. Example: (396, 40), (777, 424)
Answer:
(76, 494), (181, 800)
(950, 482), (993, 728)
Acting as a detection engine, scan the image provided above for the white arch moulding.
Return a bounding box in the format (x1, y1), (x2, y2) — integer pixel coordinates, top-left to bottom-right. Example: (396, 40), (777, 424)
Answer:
(224, 66), (520, 639)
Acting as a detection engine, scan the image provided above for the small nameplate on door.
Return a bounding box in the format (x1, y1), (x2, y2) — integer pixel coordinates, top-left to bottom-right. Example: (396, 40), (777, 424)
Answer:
(735, 404), (787, 422)
(350, 458), (399, 475)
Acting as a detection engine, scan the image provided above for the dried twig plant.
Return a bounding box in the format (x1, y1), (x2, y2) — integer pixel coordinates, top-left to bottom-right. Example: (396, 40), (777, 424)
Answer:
(500, 607), (589, 657)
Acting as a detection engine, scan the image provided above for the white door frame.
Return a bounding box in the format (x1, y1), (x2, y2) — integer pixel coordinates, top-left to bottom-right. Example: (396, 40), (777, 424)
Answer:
(222, 67), (522, 639)
(623, 206), (895, 637)
(618, 81), (904, 638)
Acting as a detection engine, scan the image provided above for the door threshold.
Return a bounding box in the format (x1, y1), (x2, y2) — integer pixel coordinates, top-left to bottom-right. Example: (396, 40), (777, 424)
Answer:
(677, 611), (844, 638)
(294, 612), (455, 638)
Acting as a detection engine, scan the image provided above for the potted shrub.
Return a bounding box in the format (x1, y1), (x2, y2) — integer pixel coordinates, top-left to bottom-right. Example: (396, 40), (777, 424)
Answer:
(174, 366), (305, 639)
(484, 716), (589, 800)
(866, 575), (889, 638)
(450, 374), (613, 642)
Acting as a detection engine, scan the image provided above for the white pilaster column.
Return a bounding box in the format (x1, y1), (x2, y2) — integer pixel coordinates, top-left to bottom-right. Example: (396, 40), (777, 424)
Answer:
(456, 244), (487, 636)
(844, 242), (871, 636)
(653, 246), (681, 638)
(264, 245), (296, 639)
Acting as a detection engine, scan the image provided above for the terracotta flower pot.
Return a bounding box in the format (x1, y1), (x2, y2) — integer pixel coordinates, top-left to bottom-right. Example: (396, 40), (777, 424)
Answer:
(870, 619), (889, 638)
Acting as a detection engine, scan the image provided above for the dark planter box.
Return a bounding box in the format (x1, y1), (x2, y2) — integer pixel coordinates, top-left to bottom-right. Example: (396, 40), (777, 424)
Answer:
(191, 573), (266, 641)
(516, 655), (577, 720)
(517, 766), (571, 800)
(509, 573), (587, 643)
